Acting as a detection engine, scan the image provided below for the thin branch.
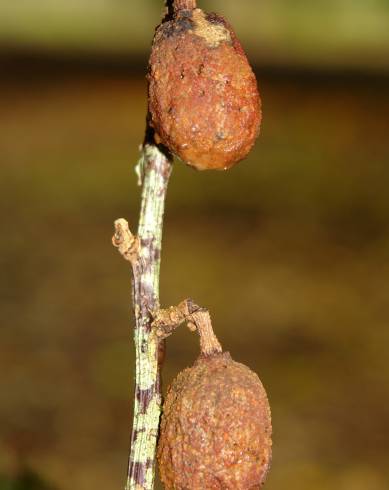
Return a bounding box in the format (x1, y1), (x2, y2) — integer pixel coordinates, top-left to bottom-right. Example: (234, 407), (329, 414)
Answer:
(113, 143), (172, 490)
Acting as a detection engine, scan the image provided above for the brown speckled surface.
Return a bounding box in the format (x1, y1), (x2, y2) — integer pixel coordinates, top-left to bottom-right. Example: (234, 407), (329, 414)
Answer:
(158, 352), (272, 489)
(148, 9), (261, 170)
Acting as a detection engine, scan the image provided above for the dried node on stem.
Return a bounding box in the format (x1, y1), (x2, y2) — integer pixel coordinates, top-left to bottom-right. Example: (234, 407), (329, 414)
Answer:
(112, 218), (139, 265)
(155, 299), (272, 489)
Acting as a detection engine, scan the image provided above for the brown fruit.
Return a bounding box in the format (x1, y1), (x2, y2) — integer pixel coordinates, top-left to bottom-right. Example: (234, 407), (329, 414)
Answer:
(157, 352), (272, 489)
(148, 3), (261, 170)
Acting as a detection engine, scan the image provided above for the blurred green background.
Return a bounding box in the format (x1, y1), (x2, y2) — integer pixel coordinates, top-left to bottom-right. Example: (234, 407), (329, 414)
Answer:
(1, 1), (389, 489)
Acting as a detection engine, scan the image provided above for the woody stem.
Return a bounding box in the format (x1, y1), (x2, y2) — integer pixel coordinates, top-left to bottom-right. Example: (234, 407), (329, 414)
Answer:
(114, 143), (172, 490)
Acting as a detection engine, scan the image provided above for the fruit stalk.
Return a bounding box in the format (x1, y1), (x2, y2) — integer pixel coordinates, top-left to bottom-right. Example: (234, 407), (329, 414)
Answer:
(152, 298), (222, 356)
(113, 142), (172, 490)
(173, 0), (197, 12)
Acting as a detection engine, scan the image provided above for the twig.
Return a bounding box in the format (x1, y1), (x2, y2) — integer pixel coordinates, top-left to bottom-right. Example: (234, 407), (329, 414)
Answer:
(113, 142), (172, 490)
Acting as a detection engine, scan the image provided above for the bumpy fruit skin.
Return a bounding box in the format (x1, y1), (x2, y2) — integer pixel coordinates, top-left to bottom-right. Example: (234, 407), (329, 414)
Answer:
(157, 352), (272, 489)
(148, 8), (261, 170)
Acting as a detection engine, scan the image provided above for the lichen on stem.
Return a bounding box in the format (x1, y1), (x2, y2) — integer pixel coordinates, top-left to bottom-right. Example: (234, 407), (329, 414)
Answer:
(113, 141), (172, 490)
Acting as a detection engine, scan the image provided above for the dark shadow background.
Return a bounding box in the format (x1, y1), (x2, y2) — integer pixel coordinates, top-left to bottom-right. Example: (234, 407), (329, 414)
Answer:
(1, 1), (389, 489)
